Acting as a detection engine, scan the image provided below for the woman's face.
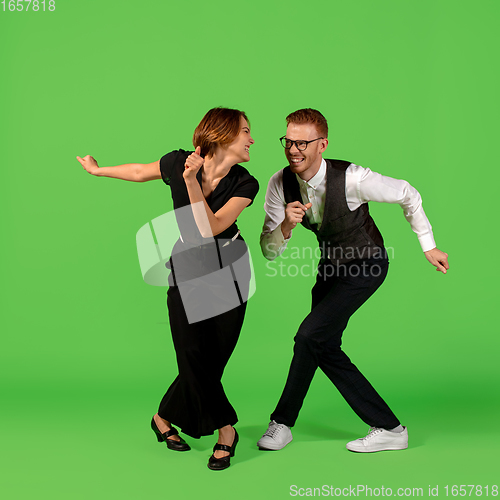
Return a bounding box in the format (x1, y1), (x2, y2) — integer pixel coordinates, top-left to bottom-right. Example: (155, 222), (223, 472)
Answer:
(225, 116), (254, 163)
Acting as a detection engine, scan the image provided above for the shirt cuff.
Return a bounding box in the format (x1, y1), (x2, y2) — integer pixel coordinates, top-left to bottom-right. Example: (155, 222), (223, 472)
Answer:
(419, 233), (436, 253)
(261, 224), (290, 260)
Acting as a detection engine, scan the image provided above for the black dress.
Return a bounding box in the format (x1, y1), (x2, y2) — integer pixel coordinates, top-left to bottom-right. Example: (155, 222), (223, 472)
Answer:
(157, 150), (259, 439)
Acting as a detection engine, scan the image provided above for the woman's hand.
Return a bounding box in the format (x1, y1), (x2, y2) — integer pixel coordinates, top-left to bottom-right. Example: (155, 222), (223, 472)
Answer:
(77, 155), (100, 175)
(183, 146), (204, 181)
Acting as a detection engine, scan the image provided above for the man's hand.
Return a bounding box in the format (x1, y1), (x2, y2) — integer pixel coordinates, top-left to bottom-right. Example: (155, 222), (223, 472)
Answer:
(76, 155), (99, 175)
(281, 201), (312, 238)
(424, 247), (449, 274)
(183, 146), (204, 180)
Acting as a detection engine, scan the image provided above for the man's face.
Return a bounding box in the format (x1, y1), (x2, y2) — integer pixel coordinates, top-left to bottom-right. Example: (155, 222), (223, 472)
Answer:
(284, 122), (328, 180)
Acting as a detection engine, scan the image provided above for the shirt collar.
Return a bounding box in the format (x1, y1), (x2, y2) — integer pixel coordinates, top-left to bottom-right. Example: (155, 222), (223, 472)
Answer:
(296, 158), (326, 190)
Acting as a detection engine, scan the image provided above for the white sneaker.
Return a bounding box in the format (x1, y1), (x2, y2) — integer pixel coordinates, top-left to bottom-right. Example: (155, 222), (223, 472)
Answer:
(257, 420), (293, 450)
(346, 426), (408, 453)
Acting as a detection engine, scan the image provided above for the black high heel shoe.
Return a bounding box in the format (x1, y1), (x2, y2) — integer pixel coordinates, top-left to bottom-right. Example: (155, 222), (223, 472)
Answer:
(207, 428), (239, 471)
(151, 417), (191, 452)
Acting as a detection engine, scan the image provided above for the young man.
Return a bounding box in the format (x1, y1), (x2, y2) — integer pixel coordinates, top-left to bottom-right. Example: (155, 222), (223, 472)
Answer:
(258, 108), (449, 452)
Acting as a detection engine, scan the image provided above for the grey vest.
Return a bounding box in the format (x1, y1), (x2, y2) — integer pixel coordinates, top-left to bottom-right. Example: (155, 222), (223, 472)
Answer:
(282, 159), (385, 263)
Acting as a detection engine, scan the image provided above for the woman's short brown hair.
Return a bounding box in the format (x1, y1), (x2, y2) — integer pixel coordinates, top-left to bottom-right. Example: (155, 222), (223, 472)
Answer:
(286, 108), (328, 138)
(193, 107), (249, 158)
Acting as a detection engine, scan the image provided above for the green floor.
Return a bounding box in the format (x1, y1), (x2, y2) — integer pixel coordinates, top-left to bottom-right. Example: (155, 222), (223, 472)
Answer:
(3, 376), (498, 499)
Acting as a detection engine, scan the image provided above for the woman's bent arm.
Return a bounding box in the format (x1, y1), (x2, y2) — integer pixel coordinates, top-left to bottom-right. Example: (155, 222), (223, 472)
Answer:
(185, 185), (252, 237)
(183, 147), (252, 237)
(76, 155), (161, 182)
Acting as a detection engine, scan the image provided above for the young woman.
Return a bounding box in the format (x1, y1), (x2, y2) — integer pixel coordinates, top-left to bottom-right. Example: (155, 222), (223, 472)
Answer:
(77, 108), (259, 470)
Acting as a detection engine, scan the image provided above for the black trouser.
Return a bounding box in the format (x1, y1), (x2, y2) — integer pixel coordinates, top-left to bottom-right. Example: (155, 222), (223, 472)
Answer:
(158, 285), (246, 439)
(271, 256), (401, 429)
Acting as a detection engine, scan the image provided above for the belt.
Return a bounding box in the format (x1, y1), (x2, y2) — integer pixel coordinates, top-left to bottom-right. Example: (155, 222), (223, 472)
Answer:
(179, 229), (240, 246)
(222, 230), (241, 247)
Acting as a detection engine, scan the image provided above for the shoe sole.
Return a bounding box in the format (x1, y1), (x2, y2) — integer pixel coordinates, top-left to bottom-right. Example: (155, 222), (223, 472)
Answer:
(166, 442), (191, 451)
(207, 463), (230, 471)
(257, 436), (293, 451)
(346, 444), (408, 453)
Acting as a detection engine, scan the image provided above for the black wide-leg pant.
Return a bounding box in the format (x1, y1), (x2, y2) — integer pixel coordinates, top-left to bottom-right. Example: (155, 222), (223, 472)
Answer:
(158, 285), (246, 439)
(271, 256), (401, 429)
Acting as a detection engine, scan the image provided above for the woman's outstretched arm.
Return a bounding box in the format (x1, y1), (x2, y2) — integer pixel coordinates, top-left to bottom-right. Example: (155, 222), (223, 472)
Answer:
(76, 155), (161, 182)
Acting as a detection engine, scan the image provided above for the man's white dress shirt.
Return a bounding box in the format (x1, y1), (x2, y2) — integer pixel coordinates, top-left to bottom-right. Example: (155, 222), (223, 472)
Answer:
(260, 159), (436, 260)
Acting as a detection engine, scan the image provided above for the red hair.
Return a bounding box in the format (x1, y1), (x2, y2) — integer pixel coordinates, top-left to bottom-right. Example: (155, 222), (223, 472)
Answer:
(286, 108), (328, 138)
(193, 108), (249, 157)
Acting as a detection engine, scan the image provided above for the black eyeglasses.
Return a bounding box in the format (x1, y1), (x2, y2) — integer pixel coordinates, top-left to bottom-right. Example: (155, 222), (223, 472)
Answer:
(280, 136), (324, 151)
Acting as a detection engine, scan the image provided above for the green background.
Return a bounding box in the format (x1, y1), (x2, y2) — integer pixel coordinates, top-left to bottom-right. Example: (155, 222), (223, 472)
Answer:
(1, 0), (498, 498)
